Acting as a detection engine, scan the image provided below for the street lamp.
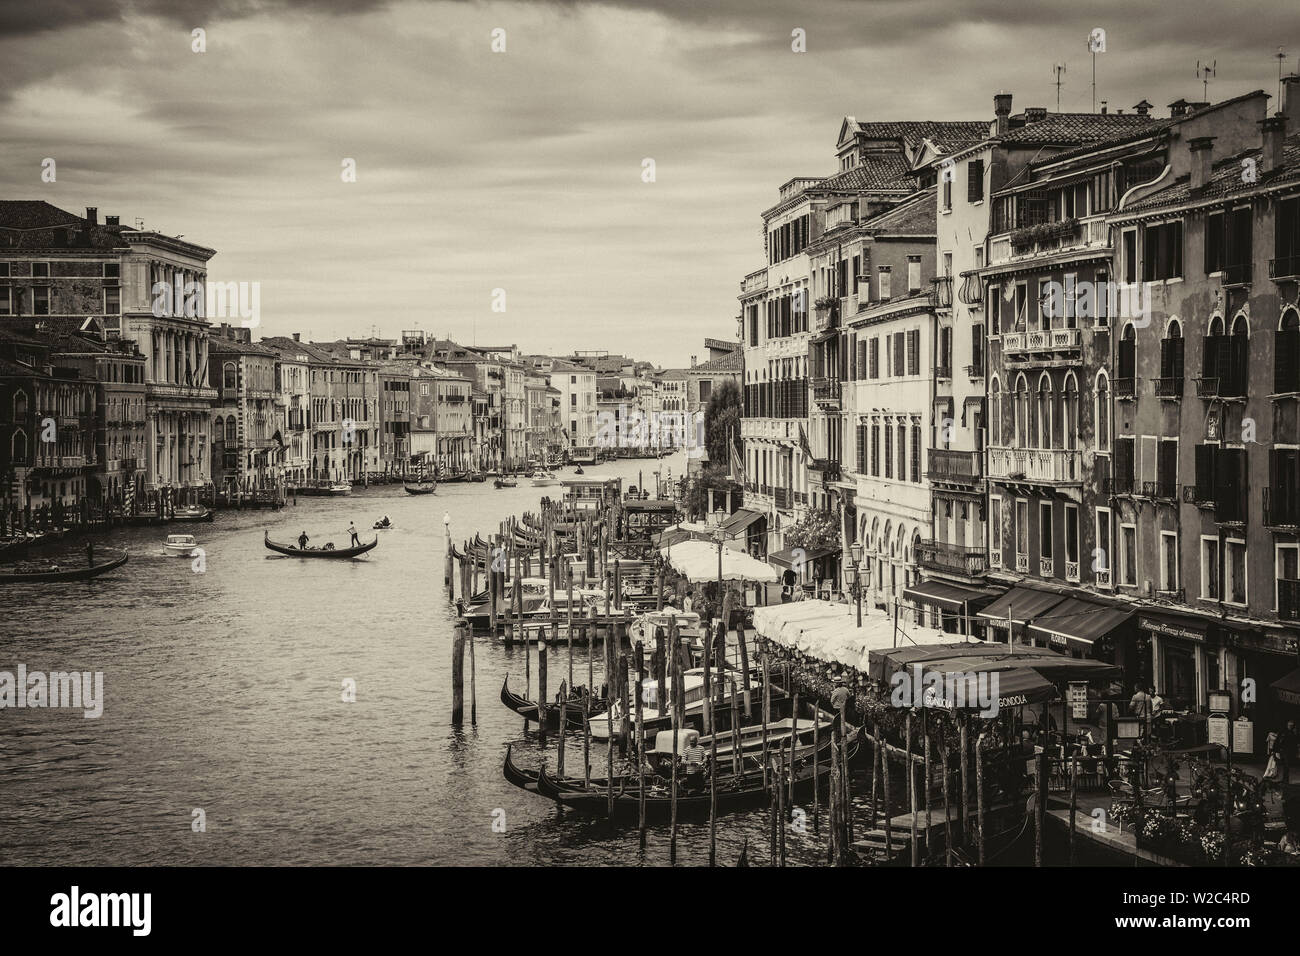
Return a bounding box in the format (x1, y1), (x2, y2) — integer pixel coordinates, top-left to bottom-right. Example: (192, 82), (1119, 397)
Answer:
(850, 541), (864, 628)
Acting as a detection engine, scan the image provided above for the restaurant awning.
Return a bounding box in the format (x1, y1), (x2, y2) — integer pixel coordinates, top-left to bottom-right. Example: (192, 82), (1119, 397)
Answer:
(1027, 597), (1132, 652)
(904, 580), (1004, 613)
(659, 539), (779, 584)
(719, 508), (765, 536)
(977, 586), (1067, 628)
(768, 546), (836, 569)
(1272, 668), (1300, 707)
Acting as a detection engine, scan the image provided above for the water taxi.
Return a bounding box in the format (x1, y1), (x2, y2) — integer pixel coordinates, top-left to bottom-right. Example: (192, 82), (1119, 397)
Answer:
(530, 470), (561, 487)
(163, 534), (199, 557)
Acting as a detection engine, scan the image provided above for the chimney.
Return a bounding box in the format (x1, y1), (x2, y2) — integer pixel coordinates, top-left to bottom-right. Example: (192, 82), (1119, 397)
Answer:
(85, 206), (97, 226)
(1100, 101), (1108, 115)
(1024, 107), (1047, 123)
(690, 355), (697, 368)
(1189, 136), (1215, 190)
(1260, 115), (1287, 174)
(292, 332), (301, 342)
(1169, 99), (1189, 118)
(993, 91), (1013, 135)
(1134, 99), (1153, 116)
(105, 215), (119, 226)
(1282, 74), (1300, 128)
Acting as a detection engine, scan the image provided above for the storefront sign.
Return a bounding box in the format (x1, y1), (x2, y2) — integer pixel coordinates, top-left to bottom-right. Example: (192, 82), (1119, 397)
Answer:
(1068, 681), (1089, 720)
(1207, 715), (1230, 748)
(1138, 615), (1205, 642)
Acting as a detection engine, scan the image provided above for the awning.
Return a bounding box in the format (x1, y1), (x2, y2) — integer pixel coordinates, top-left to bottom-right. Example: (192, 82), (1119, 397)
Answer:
(659, 539), (779, 584)
(768, 546), (836, 569)
(1027, 597), (1132, 652)
(977, 586), (1067, 628)
(1273, 668), (1300, 707)
(904, 580), (1005, 613)
(720, 508), (765, 536)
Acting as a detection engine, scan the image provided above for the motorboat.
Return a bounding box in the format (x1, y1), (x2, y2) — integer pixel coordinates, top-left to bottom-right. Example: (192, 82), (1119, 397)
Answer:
(163, 534), (199, 557)
(494, 476), (518, 489)
(530, 470), (561, 487)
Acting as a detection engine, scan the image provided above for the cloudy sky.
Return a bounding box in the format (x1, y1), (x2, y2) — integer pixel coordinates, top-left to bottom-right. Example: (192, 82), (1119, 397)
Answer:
(2, 0), (1298, 365)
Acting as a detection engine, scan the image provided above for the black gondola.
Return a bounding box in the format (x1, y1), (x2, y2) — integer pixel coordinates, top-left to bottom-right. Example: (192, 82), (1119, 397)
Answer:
(0, 554), (129, 584)
(263, 531), (377, 558)
(403, 481), (437, 495)
(500, 675), (606, 728)
(529, 732), (858, 818)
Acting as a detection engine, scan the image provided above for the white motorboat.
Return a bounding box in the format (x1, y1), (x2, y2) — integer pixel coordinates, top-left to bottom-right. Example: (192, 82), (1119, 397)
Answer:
(163, 533), (199, 557)
(530, 470), (561, 487)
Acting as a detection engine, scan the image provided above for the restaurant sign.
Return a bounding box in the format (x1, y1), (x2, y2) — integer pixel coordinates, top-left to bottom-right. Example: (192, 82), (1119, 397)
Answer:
(1138, 615), (1204, 642)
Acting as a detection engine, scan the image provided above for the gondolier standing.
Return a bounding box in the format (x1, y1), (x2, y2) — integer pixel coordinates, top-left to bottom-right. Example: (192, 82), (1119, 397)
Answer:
(298, 530), (310, 550)
(348, 521), (360, 547)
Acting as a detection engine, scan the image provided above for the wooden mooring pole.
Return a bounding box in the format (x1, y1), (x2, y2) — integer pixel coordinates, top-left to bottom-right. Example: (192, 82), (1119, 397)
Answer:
(451, 623), (465, 725)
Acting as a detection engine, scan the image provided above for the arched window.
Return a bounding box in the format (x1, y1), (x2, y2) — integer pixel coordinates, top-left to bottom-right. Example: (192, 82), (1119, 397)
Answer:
(1278, 307), (1300, 393)
(223, 362), (237, 390)
(1062, 373), (1079, 450)
(990, 377), (1002, 445)
(1118, 322), (1136, 385)
(11, 429), (28, 463)
(225, 418), (237, 444)
(1095, 371), (1110, 452)
(1036, 373), (1054, 449)
(1014, 374), (1030, 447)
(13, 388), (27, 421)
(1160, 319), (1185, 396)
(213, 416), (224, 441)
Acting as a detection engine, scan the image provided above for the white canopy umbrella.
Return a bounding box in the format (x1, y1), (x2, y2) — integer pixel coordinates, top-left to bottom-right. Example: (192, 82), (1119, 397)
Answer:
(752, 599), (968, 671)
(660, 539), (780, 583)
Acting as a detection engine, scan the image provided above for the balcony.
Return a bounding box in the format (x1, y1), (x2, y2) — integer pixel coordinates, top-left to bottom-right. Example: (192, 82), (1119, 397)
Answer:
(1105, 474), (1135, 496)
(1280, 579), (1300, 621)
(989, 215), (1109, 265)
(927, 448), (983, 487)
(987, 446), (1082, 486)
(1002, 327), (1081, 362)
(917, 540), (988, 579)
(809, 458), (842, 484)
(1114, 377), (1136, 400)
(773, 487), (792, 510)
(1155, 377), (1183, 398)
(812, 376), (842, 408)
(1065, 559), (1080, 583)
(1039, 556), (1054, 578)
(1015, 553), (1030, 573)
(965, 362), (985, 378)
(1139, 479), (1179, 501)
(930, 276), (953, 310)
(935, 366), (952, 380)
(1223, 262), (1253, 287)
(957, 272), (984, 307)
(1264, 487), (1300, 529)
(814, 298), (840, 333)
(741, 269), (768, 294)
(1270, 255), (1300, 281)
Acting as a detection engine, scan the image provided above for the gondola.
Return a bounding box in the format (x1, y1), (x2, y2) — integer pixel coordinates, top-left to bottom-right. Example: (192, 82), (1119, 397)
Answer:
(263, 531), (378, 558)
(530, 733), (858, 818)
(403, 481), (437, 495)
(503, 744), (611, 794)
(500, 675), (607, 728)
(0, 554), (129, 584)
(493, 476), (518, 489)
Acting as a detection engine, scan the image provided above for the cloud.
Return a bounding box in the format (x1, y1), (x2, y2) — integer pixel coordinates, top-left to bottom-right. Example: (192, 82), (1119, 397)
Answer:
(1, 0), (1297, 364)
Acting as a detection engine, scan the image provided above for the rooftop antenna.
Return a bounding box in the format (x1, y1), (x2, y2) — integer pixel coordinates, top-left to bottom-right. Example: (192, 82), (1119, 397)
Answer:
(1196, 59), (1217, 101)
(1277, 48), (1289, 114)
(1053, 63), (1067, 111)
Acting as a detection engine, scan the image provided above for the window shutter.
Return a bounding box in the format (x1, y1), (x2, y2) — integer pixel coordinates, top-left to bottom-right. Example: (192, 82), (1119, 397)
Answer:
(967, 159), (984, 203)
(908, 329), (920, 375)
(869, 338), (878, 378)
(857, 338), (867, 379)
(848, 333), (857, 380)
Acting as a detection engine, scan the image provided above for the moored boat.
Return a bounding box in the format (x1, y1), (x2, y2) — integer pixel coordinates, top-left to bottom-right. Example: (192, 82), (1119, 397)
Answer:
(403, 480), (437, 495)
(0, 553), (129, 584)
(530, 470), (560, 487)
(493, 476), (518, 489)
(172, 506), (214, 523)
(500, 675), (607, 728)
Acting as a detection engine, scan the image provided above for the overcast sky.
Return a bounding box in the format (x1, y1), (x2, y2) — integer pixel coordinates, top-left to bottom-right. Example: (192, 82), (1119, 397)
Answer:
(2, 0), (1298, 365)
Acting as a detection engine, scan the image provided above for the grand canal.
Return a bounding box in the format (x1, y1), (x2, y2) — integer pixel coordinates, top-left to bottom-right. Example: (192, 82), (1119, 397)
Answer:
(0, 453), (860, 866)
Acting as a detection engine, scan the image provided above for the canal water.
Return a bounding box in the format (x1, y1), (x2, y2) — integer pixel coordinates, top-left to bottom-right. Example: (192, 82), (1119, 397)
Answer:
(0, 452), (869, 866)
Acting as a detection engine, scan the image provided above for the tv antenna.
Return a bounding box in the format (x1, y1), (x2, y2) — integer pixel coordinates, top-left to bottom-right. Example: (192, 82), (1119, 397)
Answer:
(1196, 60), (1217, 101)
(1053, 63), (1067, 111)
(1277, 48), (1289, 114)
